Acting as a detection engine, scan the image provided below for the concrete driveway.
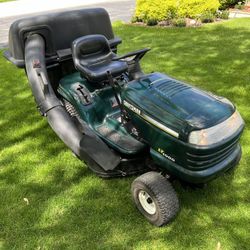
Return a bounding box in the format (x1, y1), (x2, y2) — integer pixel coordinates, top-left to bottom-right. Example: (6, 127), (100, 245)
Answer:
(0, 0), (135, 48)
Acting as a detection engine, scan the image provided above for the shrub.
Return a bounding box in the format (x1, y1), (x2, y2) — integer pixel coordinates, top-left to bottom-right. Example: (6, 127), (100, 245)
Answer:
(220, 10), (230, 19)
(200, 11), (215, 23)
(235, 2), (244, 9)
(215, 10), (230, 18)
(131, 16), (141, 23)
(219, 0), (246, 10)
(135, 0), (176, 23)
(146, 19), (158, 26)
(134, 0), (220, 24)
(166, 9), (177, 20)
(172, 18), (186, 27)
(177, 0), (219, 18)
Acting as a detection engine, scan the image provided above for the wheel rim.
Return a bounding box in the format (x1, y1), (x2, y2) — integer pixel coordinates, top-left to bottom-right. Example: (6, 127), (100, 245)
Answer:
(138, 190), (156, 215)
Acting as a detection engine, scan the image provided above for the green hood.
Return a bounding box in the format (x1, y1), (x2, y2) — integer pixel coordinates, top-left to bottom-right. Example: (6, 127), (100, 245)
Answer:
(122, 73), (234, 132)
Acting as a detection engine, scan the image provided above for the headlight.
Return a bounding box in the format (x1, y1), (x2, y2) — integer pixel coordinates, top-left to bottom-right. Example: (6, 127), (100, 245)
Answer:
(188, 111), (244, 146)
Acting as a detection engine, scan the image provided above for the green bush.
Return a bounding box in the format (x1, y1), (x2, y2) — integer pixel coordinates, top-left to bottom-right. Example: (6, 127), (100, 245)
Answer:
(135, 0), (176, 22)
(220, 10), (230, 19)
(172, 18), (186, 27)
(178, 0), (219, 18)
(219, 0), (246, 10)
(146, 18), (158, 26)
(216, 10), (230, 19)
(166, 9), (177, 20)
(235, 2), (244, 9)
(134, 0), (220, 24)
(200, 11), (215, 23)
(131, 16), (139, 23)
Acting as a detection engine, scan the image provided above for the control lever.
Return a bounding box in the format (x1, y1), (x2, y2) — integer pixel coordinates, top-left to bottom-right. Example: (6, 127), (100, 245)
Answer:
(106, 71), (126, 124)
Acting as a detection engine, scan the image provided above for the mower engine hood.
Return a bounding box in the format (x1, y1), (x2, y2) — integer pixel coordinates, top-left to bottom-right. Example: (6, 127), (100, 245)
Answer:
(122, 73), (235, 137)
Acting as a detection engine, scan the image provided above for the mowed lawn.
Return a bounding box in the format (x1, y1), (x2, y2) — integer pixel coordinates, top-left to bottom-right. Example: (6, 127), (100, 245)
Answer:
(0, 18), (250, 249)
(0, 0), (14, 3)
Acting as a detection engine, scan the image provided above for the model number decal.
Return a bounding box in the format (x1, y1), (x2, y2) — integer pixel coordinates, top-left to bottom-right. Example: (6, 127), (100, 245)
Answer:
(158, 148), (175, 162)
(123, 100), (141, 115)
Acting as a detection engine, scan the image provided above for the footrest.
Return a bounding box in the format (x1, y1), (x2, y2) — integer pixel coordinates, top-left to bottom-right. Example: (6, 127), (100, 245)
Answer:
(96, 124), (146, 155)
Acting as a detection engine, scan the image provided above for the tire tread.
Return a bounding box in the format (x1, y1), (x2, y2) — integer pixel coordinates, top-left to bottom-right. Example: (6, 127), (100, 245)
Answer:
(132, 171), (179, 226)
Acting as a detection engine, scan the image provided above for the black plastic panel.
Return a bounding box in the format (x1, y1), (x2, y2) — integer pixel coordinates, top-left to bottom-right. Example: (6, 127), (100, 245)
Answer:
(5, 8), (120, 68)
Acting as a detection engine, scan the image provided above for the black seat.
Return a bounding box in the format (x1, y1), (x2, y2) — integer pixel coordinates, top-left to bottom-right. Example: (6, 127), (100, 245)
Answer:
(72, 35), (128, 82)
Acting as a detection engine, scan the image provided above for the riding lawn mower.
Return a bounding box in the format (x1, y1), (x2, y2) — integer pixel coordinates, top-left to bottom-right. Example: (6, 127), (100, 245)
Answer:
(4, 8), (244, 226)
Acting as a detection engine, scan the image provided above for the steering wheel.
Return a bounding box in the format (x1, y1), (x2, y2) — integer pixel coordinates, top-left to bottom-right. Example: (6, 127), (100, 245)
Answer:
(112, 48), (150, 62)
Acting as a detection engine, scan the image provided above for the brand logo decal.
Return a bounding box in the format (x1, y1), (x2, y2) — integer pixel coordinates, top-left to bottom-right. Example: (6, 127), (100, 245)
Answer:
(157, 148), (175, 162)
(123, 100), (179, 138)
(123, 100), (141, 115)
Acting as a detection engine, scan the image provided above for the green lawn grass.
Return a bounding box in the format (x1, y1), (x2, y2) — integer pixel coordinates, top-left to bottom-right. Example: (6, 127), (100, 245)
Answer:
(1, 18), (250, 249)
(0, 0), (14, 3)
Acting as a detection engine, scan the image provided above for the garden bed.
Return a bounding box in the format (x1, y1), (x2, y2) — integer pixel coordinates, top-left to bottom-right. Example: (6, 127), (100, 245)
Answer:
(132, 15), (229, 28)
(132, 0), (249, 27)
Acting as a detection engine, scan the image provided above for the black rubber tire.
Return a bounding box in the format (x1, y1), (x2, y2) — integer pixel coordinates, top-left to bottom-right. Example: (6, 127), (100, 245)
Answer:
(131, 171), (179, 226)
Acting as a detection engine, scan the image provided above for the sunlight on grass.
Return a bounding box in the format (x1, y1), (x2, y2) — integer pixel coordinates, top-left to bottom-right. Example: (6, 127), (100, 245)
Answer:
(0, 19), (250, 249)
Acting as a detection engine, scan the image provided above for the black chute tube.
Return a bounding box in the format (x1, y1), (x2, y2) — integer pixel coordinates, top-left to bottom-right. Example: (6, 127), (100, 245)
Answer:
(24, 34), (120, 170)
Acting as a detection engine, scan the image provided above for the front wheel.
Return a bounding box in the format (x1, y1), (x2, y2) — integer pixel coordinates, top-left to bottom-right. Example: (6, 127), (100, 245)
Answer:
(131, 171), (179, 226)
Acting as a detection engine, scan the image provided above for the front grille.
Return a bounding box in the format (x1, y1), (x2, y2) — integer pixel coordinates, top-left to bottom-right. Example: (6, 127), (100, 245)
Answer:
(186, 137), (240, 170)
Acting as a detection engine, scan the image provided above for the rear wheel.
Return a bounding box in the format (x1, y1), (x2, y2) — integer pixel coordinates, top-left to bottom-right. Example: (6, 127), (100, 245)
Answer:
(131, 171), (179, 226)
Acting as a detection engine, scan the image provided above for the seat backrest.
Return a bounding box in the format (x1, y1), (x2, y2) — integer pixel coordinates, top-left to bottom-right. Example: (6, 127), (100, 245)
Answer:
(72, 35), (113, 68)
(72, 34), (128, 82)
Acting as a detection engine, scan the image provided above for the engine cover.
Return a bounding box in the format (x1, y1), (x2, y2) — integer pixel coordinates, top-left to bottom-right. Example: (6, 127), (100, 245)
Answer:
(122, 72), (235, 140)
